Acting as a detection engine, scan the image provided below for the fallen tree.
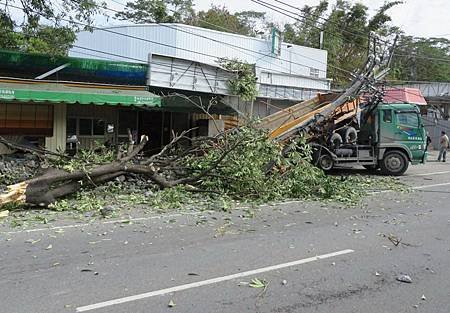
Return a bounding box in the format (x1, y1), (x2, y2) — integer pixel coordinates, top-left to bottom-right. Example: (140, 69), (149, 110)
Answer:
(0, 124), (379, 209)
(0, 127), (249, 207)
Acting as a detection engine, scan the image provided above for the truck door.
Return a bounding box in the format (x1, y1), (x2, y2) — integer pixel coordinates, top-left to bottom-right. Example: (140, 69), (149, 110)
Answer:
(394, 110), (425, 161)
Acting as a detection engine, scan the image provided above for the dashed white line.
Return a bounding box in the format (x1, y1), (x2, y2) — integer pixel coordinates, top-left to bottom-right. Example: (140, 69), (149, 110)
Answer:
(371, 182), (450, 195)
(407, 170), (450, 177)
(76, 249), (355, 312)
(413, 182), (450, 190)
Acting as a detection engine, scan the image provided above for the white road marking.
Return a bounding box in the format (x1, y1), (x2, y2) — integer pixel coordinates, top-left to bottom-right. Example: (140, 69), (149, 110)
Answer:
(407, 170), (450, 177)
(1, 211), (212, 235)
(413, 182), (450, 190)
(370, 181), (450, 195)
(76, 249), (354, 312)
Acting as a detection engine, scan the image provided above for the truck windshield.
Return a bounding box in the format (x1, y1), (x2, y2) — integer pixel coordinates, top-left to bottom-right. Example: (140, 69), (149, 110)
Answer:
(397, 112), (419, 128)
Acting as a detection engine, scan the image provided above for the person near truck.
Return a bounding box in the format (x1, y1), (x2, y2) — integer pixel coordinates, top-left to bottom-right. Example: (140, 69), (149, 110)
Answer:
(438, 131), (449, 162)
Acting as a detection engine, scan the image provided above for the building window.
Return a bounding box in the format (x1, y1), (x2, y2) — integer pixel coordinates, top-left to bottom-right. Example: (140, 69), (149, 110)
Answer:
(0, 103), (53, 136)
(309, 68), (320, 78)
(93, 119), (105, 136)
(67, 118), (77, 136)
(79, 118), (92, 135)
(69, 117), (106, 136)
(118, 110), (137, 135)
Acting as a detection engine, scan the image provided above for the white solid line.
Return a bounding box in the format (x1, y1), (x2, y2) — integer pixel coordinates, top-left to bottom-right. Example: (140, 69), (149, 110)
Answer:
(76, 249), (354, 312)
(413, 182), (450, 190)
(77, 249), (355, 312)
(370, 181), (450, 195)
(1, 211), (211, 235)
(408, 170), (450, 177)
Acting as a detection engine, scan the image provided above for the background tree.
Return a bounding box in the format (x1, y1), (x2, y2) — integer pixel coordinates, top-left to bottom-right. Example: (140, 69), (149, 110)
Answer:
(282, 0), (402, 86)
(282, 0), (328, 47)
(195, 5), (244, 34)
(115, 0), (194, 23)
(389, 36), (450, 81)
(193, 6), (266, 37)
(0, 0), (103, 55)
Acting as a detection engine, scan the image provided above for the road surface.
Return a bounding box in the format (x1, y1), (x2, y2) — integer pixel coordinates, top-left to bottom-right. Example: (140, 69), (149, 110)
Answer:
(1, 159), (450, 313)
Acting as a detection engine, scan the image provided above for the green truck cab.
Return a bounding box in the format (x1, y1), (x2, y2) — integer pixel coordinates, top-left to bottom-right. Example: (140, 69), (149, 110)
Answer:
(314, 102), (427, 176)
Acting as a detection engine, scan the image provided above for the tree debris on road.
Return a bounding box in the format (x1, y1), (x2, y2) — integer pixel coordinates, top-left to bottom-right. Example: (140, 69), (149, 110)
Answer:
(0, 124), (405, 222)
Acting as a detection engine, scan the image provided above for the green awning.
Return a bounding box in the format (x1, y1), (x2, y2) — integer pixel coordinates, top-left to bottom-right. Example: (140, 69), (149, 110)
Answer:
(0, 80), (161, 107)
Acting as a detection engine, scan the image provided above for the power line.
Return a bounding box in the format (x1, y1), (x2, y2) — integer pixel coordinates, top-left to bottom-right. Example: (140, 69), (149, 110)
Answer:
(159, 23), (337, 73)
(109, 0), (354, 78)
(385, 79), (450, 84)
(5, 1), (340, 81)
(2, 3), (249, 68)
(249, 0), (390, 80)
(95, 2), (338, 76)
(108, 0), (344, 74)
(250, 0), (383, 49)
(71, 45), (235, 82)
(393, 53), (450, 63)
(269, 0), (393, 46)
(3, 26), (237, 82)
(5, 0), (354, 86)
(259, 0), (450, 65)
(79, 0), (354, 78)
(74, 44), (334, 97)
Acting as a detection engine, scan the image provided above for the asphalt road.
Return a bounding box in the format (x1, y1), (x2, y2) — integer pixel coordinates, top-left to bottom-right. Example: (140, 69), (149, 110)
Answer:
(2, 158), (450, 313)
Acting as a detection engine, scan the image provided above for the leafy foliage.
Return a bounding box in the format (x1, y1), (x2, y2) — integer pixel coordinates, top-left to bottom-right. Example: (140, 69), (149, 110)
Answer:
(218, 58), (258, 102)
(115, 0), (194, 23)
(184, 125), (394, 205)
(282, 0), (404, 86)
(0, 0), (103, 55)
(196, 6), (266, 36)
(389, 36), (450, 81)
(49, 143), (116, 172)
(5, 125), (405, 221)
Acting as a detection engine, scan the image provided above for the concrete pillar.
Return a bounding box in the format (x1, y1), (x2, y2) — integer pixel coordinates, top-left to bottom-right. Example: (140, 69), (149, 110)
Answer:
(45, 104), (67, 152)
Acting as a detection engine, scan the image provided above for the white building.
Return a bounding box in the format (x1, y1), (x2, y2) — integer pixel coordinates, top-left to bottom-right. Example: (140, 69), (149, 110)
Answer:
(70, 24), (331, 117)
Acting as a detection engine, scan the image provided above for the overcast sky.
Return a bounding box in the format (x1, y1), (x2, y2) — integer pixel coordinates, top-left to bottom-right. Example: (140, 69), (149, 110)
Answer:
(193, 0), (450, 38)
(7, 0), (449, 39)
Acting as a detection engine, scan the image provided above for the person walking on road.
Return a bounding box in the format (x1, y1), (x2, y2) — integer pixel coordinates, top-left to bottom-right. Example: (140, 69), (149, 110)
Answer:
(438, 131), (449, 162)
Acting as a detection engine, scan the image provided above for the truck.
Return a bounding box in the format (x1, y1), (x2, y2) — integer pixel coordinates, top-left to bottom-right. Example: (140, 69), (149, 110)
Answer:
(312, 101), (428, 176)
(258, 89), (428, 176)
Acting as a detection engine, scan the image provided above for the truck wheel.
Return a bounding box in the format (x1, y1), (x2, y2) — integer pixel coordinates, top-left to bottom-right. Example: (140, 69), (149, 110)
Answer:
(318, 154), (334, 171)
(330, 133), (343, 149)
(380, 150), (409, 176)
(344, 127), (358, 143)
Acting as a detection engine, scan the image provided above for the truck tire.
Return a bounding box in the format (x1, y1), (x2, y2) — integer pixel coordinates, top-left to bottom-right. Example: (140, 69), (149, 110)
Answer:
(344, 127), (357, 143)
(330, 133), (343, 149)
(318, 154), (334, 171)
(380, 150), (409, 176)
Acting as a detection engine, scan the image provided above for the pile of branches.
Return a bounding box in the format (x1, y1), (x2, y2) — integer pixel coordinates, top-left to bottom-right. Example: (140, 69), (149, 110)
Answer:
(0, 125), (364, 208)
